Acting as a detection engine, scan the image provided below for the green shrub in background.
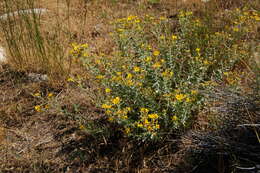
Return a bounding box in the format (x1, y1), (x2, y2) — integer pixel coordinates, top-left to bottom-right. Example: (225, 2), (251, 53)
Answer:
(71, 9), (259, 140)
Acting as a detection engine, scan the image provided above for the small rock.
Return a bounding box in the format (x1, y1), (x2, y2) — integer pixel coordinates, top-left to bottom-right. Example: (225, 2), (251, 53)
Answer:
(27, 73), (48, 82)
(0, 46), (6, 62)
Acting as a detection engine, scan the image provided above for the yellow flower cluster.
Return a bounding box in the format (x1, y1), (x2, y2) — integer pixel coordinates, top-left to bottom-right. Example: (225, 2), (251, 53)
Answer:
(175, 93), (186, 101)
(34, 105), (41, 112)
(34, 104), (50, 112)
(112, 97), (120, 105)
(114, 15), (142, 33)
(69, 43), (89, 56)
(110, 70), (144, 88)
(231, 9), (260, 34)
(153, 50), (160, 56)
(135, 108), (160, 133)
(161, 69), (174, 78)
(102, 104), (112, 109)
(179, 11), (193, 18)
(102, 103), (131, 123)
(33, 93), (41, 97)
(101, 96), (121, 110)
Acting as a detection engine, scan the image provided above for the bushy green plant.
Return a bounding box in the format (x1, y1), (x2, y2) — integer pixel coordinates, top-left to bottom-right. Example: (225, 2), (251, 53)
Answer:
(71, 9), (259, 140)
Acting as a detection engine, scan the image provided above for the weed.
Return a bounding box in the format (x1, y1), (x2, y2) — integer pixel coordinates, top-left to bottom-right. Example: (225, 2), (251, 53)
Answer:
(70, 8), (259, 140)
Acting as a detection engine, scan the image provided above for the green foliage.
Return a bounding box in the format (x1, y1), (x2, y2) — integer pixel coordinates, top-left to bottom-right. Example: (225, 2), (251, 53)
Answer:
(71, 9), (259, 140)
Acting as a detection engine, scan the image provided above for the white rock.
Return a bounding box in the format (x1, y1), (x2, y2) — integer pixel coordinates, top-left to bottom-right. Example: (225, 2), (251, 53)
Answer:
(0, 46), (6, 62)
(0, 8), (48, 20)
(28, 73), (49, 82)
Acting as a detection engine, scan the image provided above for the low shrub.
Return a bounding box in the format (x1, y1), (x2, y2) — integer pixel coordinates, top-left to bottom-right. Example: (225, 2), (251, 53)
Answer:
(71, 9), (259, 140)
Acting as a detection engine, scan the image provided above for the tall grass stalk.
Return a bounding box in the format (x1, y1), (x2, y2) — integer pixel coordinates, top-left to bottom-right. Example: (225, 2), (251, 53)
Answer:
(0, 0), (70, 80)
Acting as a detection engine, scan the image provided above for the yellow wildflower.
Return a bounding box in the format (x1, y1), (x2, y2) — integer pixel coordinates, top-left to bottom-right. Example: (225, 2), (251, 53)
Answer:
(152, 62), (162, 68)
(112, 97), (120, 105)
(112, 76), (121, 81)
(172, 115), (178, 121)
(145, 56), (152, 62)
(117, 28), (124, 32)
(121, 115), (128, 119)
(153, 50), (160, 56)
(67, 77), (74, 82)
(124, 127), (131, 134)
(34, 105), (41, 112)
(196, 48), (200, 52)
(175, 94), (186, 101)
(137, 123), (143, 128)
(144, 119), (149, 125)
(186, 11), (193, 16)
(223, 72), (229, 76)
(233, 27), (239, 32)
(159, 16), (166, 20)
(179, 11), (185, 18)
(102, 104), (112, 109)
(172, 34), (178, 40)
(105, 88), (111, 93)
(81, 43), (88, 48)
(140, 108), (149, 114)
(126, 73), (133, 79)
(160, 35), (165, 40)
(133, 66), (140, 72)
(161, 71), (168, 77)
(116, 72), (122, 75)
(148, 113), (159, 119)
(95, 59), (101, 64)
(79, 124), (85, 130)
(48, 93), (53, 98)
(116, 110), (123, 115)
(254, 15), (260, 21)
(136, 82), (143, 87)
(34, 93), (41, 97)
(155, 124), (160, 129)
(125, 107), (131, 111)
(96, 75), (104, 79)
(134, 19), (141, 23)
(147, 125), (153, 131)
(161, 70), (174, 78)
(127, 15), (136, 21)
(203, 60), (210, 65)
(186, 97), (192, 103)
(126, 80), (134, 86)
(122, 65), (126, 69)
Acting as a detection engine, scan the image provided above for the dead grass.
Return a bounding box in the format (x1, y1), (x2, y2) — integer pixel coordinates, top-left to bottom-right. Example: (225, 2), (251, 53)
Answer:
(0, 0), (260, 172)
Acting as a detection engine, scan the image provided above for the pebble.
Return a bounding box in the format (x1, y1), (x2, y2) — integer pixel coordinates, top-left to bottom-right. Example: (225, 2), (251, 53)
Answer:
(0, 46), (6, 62)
